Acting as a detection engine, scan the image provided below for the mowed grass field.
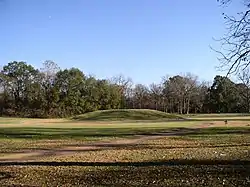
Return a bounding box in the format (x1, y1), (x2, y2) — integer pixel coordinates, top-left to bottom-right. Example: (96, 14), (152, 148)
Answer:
(0, 110), (250, 186)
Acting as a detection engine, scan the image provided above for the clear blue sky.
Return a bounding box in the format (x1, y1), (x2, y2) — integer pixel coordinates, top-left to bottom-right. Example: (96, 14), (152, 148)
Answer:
(0, 0), (237, 84)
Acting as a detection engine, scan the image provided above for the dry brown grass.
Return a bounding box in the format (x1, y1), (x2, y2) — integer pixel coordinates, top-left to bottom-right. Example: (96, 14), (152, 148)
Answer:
(0, 132), (249, 186)
(0, 116), (249, 186)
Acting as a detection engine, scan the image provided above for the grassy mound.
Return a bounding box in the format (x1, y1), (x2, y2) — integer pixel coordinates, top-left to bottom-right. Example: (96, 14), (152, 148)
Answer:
(72, 109), (183, 121)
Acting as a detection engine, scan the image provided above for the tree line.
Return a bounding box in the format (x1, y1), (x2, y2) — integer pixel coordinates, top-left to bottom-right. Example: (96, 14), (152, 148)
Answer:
(0, 61), (250, 118)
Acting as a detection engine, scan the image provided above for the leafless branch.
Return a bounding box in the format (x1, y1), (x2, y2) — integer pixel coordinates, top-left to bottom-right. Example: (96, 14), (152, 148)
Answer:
(215, 0), (250, 75)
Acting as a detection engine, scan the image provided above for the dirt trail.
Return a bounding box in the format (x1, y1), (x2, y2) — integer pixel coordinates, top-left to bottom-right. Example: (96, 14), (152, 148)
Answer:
(0, 129), (194, 162)
(1, 121), (246, 162)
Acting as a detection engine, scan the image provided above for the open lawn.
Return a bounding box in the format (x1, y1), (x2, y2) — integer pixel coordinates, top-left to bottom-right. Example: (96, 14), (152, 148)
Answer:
(0, 112), (249, 186)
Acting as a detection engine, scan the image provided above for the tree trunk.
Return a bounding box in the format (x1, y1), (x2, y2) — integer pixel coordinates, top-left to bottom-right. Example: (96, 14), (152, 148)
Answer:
(183, 98), (186, 114)
(186, 98), (190, 114)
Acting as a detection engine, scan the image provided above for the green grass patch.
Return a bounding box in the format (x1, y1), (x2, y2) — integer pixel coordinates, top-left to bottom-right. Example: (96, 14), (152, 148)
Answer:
(72, 109), (184, 121)
(0, 121), (198, 140)
(184, 113), (250, 117)
(184, 113), (250, 120)
(0, 125), (249, 140)
(0, 117), (21, 124)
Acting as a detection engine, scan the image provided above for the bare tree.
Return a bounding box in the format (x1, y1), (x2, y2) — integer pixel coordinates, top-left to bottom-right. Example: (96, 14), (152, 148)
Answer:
(39, 60), (60, 116)
(149, 83), (163, 110)
(164, 75), (188, 114)
(110, 74), (133, 93)
(133, 84), (149, 109)
(238, 68), (250, 111)
(183, 73), (199, 114)
(109, 74), (133, 108)
(215, 0), (250, 75)
(40, 60), (60, 83)
(161, 75), (170, 112)
(162, 73), (199, 114)
(0, 66), (3, 93)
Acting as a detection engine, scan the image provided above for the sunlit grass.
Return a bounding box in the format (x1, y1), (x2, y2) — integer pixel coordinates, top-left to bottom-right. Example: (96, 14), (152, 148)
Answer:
(0, 114), (250, 186)
(0, 129), (249, 186)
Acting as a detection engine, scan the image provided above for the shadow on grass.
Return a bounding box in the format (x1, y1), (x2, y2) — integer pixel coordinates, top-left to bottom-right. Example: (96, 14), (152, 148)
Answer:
(0, 141), (249, 157)
(81, 142), (250, 150)
(1, 160), (249, 186)
(0, 172), (12, 180)
(0, 127), (250, 140)
(63, 162), (250, 187)
(0, 159), (250, 167)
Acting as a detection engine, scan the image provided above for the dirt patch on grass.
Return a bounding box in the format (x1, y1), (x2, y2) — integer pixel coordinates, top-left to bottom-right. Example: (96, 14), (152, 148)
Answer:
(0, 123), (249, 162)
(0, 128), (249, 187)
(0, 138), (152, 162)
(0, 133), (250, 186)
(0, 129), (195, 162)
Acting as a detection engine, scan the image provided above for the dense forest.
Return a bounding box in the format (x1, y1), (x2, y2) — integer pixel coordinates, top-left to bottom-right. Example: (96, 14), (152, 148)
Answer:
(0, 61), (250, 118)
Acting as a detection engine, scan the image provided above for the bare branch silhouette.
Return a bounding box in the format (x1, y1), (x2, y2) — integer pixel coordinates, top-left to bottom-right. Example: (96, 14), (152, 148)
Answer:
(215, 0), (250, 75)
